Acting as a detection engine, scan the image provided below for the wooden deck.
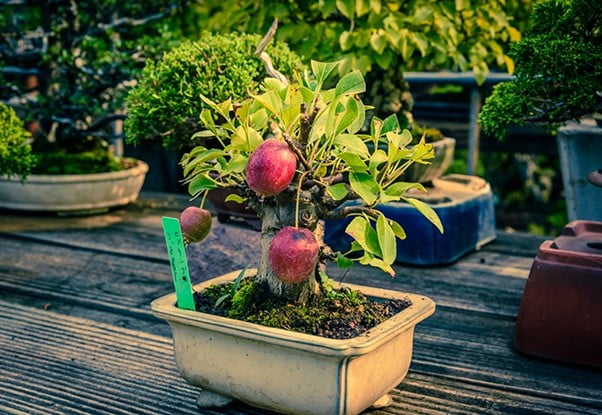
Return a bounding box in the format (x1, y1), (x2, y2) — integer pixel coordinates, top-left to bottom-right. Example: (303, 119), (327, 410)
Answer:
(1, 193), (600, 415)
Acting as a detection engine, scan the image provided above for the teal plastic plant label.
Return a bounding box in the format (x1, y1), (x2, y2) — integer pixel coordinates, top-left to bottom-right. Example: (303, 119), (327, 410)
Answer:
(161, 216), (195, 311)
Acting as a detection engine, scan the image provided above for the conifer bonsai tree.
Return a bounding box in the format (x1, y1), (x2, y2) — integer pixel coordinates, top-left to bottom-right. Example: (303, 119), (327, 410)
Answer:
(124, 32), (304, 150)
(479, 0), (602, 138)
(0, 0), (192, 175)
(179, 61), (443, 304)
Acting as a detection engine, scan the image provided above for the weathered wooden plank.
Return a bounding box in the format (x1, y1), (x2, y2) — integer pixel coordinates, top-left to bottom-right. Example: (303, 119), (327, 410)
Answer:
(0, 301), (269, 415)
(412, 308), (602, 408)
(1, 301), (598, 415)
(1, 233), (527, 321)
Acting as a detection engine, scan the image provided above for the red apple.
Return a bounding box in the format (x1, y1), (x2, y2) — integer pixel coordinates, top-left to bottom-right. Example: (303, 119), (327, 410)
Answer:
(269, 226), (319, 283)
(180, 206), (212, 243)
(246, 138), (297, 196)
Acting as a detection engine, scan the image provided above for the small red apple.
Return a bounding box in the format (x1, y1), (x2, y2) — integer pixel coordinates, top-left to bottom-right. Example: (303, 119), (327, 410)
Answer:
(246, 138), (297, 196)
(269, 226), (319, 284)
(180, 206), (212, 243)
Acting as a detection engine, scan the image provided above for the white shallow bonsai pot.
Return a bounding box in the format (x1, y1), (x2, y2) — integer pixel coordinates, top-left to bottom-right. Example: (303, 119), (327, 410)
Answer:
(151, 270), (436, 415)
(0, 159), (148, 213)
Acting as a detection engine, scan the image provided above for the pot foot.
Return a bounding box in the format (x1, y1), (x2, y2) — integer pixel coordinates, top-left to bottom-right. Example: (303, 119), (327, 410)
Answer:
(196, 389), (233, 409)
(371, 393), (393, 409)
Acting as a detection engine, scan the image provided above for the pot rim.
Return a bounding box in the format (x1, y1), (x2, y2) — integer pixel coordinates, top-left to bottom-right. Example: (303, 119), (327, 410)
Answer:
(151, 269), (435, 357)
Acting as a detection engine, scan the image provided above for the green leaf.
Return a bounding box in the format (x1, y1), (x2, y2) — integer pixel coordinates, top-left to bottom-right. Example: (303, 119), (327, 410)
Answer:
(334, 70), (366, 97)
(232, 267), (247, 293)
(345, 216), (382, 256)
(224, 193), (245, 204)
(350, 172), (380, 205)
(370, 31), (387, 54)
(369, 149), (387, 175)
(334, 134), (370, 157)
(347, 98), (366, 134)
(382, 114), (400, 134)
(371, 117), (383, 138)
(382, 182), (425, 203)
(404, 197), (444, 234)
(215, 293), (230, 308)
(356, 0), (370, 16)
(336, 97), (360, 135)
(336, 0), (355, 19)
(388, 218), (407, 240)
(370, 0), (381, 14)
(188, 174), (218, 196)
(327, 183), (349, 201)
(340, 31), (354, 52)
(339, 152), (368, 172)
(377, 213), (396, 264)
(368, 258), (395, 277)
(249, 90), (282, 117)
(335, 252), (354, 268)
(311, 60), (339, 85)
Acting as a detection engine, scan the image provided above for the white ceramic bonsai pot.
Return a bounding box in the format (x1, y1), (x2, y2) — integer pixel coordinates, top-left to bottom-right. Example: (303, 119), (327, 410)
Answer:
(0, 159), (148, 213)
(151, 270), (435, 415)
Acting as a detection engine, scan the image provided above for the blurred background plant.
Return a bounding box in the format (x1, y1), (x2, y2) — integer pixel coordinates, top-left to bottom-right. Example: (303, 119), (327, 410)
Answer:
(0, 102), (36, 179)
(0, 0), (194, 174)
(189, 0), (532, 130)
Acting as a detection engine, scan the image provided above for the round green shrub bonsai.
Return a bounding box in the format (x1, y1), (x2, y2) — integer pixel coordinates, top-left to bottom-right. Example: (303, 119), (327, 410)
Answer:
(0, 102), (36, 179)
(124, 32), (305, 150)
(479, 0), (602, 139)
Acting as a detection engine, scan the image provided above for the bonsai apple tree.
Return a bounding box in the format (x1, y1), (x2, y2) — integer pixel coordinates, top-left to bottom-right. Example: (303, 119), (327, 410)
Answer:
(181, 61), (442, 303)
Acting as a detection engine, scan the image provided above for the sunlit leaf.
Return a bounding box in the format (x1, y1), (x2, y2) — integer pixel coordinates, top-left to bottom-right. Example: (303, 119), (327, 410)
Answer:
(377, 213), (396, 264)
(350, 172), (379, 205)
(327, 183), (349, 200)
(334, 70), (366, 97)
(404, 197), (444, 234)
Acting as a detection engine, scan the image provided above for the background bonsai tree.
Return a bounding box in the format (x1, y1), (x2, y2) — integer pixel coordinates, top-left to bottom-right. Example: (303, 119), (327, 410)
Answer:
(0, 102), (36, 179)
(188, 0), (531, 131)
(479, 0), (602, 138)
(181, 62), (442, 303)
(0, 0), (193, 174)
(125, 31), (304, 150)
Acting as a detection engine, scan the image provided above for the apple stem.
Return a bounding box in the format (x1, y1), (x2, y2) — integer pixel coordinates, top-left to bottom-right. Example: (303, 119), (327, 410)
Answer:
(294, 171), (309, 229)
(199, 191), (208, 210)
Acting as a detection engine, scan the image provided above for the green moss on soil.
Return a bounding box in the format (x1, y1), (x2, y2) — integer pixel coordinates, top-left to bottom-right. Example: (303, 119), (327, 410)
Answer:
(32, 150), (129, 174)
(193, 277), (412, 340)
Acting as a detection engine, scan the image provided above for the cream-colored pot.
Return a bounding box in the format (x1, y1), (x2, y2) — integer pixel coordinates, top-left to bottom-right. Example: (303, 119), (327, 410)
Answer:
(151, 270), (435, 415)
(0, 159), (148, 213)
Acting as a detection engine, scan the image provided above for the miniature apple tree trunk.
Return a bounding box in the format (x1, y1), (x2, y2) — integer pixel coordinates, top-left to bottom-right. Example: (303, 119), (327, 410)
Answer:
(181, 61), (443, 304)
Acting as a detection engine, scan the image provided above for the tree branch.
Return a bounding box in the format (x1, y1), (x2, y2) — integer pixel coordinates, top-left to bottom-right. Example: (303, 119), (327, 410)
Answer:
(324, 205), (380, 221)
(283, 132), (312, 172)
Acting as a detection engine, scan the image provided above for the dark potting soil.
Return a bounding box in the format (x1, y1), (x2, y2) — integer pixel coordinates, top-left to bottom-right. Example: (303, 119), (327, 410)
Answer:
(192, 277), (412, 340)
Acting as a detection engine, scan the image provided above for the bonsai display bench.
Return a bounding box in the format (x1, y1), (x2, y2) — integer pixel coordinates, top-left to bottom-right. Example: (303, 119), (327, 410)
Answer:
(0, 193), (600, 414)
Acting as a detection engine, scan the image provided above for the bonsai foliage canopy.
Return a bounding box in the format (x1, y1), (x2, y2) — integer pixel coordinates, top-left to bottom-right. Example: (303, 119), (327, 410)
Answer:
(479, 0), (602, 139)
(125, 32), (304, 150)
(181, 61), (443, 302)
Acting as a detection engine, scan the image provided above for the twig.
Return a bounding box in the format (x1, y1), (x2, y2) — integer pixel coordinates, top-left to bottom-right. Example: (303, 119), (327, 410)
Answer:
(254, 19), (289, 85)
(324, 206), (380, 221)
(283, 133), (312, 172)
